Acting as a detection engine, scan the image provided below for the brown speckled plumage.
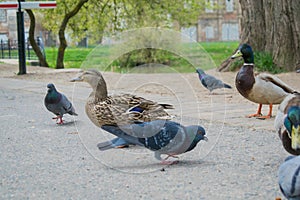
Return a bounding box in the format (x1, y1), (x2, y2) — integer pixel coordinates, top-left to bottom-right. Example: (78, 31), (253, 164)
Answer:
(72, 69), (173, 127)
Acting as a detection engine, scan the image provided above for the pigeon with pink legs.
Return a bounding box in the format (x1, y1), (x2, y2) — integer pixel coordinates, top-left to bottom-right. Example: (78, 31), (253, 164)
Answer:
(44, 83), (77, 124)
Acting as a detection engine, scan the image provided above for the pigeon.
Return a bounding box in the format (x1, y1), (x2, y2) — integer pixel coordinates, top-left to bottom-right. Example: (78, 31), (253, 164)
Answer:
(100, 120), (207, 164)
(196, 68), (232, 93)
(278, 155), (300, 199)
(297, 69), (300, 73)
(44, 83), (78, 124)
(97, 137), (134, 150)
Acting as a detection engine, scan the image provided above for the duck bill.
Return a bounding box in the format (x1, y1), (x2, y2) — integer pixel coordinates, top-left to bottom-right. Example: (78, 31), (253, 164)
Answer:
(231, 50), (242, 59)
(70, 77), (82, 82)
(291, 125), (300, 150)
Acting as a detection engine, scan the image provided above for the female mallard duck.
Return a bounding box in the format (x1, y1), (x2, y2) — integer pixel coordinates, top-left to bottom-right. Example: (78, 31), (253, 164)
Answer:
(231, 43), (296, 119)
(71, 69), (173, 127)
(275, 92), (300, 155)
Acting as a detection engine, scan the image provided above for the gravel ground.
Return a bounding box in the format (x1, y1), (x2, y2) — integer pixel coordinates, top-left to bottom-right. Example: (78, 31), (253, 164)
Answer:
(0, 62), (299, 199)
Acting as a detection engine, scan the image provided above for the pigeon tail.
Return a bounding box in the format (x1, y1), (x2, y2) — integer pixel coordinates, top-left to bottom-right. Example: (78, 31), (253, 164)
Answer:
(101, 125), (144, 147)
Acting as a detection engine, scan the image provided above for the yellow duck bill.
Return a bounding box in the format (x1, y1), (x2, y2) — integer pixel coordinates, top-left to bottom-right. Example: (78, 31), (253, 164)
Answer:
(291, 125), (300, 150)
(231, 50), (242, 59)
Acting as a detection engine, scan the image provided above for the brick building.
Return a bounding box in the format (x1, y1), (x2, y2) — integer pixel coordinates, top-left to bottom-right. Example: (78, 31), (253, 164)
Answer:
(198, 0), (241, 41)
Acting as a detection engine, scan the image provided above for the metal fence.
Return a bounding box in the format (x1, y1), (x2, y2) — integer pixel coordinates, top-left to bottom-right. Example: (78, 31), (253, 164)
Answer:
(0, 39), (42, 60)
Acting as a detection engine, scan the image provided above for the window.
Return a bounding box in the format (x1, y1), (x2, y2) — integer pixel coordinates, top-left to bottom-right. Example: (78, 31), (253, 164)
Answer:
(205, 26), (214, 39)
(226, 0), (234, 12)
(0, 10), (6, 22)
(222, 23), (239, 41)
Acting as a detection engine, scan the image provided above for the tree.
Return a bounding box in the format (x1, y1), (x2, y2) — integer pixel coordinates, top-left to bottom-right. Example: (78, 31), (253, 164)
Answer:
(41, 0), (206, 69)
(42, 0), (89, 69)
(25, 9), (49, 67)
(219, 0), (300, 72)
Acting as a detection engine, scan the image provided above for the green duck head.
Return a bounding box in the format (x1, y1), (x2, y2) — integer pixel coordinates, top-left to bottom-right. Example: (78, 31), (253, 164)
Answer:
(231, 43), (254, 64)
(284, 106), (300, 150)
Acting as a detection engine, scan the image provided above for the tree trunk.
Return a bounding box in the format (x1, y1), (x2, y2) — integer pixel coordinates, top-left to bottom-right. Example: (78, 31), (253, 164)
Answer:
(56, 0), (89, 69)
(26, 10), (49, 67)
(219, 0), (300, 72)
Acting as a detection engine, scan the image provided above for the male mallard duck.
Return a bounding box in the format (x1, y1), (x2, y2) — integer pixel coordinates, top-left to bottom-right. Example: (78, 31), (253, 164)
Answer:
(231, 44), (296, 119)
(275, 93), (300, 155)
(71, 69), (173, 127)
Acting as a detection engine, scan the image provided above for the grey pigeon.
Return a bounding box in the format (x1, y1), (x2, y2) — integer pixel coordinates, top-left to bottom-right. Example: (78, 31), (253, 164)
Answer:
(297, 69), (300, 73)
(278, 156), (300, 199)
(196, 68), (232, 92)
(44, 83), (77, 124)
(97, 137), (134, 150)
(100, 120), (207, 165)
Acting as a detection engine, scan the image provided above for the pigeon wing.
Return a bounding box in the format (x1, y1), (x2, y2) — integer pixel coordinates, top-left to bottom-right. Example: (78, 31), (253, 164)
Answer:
(278, 156), (300, 199)
(203, 75), (225, 91)
(60, 94), (77, 116)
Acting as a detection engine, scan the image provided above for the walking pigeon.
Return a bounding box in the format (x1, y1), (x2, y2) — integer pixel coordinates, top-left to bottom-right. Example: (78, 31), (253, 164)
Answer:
(196, 68), (232, 93)
(278, 156), (300, 199)
(44, 83), (78, 124)
(100, 120), (207, 165)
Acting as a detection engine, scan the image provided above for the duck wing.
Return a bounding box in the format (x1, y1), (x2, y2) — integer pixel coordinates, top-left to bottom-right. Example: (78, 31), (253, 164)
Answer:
(259, 73), (296, 94)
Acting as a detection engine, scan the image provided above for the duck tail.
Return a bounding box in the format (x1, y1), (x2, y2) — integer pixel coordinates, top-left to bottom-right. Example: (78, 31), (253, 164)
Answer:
(159, 103), (174, 109)
(223, 83), (232, 89)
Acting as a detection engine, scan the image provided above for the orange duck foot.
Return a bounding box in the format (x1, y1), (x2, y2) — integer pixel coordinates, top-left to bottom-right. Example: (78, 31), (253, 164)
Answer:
(247, 113), (262, 118)
(256, 115), (272, 120)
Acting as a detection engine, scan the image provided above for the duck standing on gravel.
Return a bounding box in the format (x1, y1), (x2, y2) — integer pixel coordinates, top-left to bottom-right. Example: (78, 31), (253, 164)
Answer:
(231, 44), (296, 119)
(71, 69), (174, 148)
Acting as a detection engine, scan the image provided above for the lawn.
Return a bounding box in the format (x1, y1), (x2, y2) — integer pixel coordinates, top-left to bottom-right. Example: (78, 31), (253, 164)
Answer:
(43, 41), (239, 72)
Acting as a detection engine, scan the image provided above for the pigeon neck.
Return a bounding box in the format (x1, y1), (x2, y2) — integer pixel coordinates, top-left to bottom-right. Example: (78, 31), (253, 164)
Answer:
(198, 73), (204, 79)
(46, 90), (61, 103)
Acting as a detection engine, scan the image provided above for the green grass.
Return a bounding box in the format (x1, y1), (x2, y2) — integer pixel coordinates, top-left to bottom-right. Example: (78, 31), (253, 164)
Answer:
(200, 41), (239, 66)
(45, 47), (93, 68)
(41, 41), (239, 72)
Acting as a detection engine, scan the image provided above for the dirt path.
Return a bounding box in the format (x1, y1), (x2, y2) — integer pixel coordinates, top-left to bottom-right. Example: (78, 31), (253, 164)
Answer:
(0, 61), (299, 199)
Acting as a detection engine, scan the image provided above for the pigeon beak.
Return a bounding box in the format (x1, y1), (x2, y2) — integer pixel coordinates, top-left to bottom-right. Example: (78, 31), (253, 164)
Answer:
(291, 125), (300, 150)
(203, 136), (208, 142)
(231, 50), (242, 59)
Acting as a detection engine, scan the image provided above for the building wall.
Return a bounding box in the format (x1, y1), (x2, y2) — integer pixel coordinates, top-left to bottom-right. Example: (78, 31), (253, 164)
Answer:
(0, 9), (31, 42)
(197, 0), (241, 42)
